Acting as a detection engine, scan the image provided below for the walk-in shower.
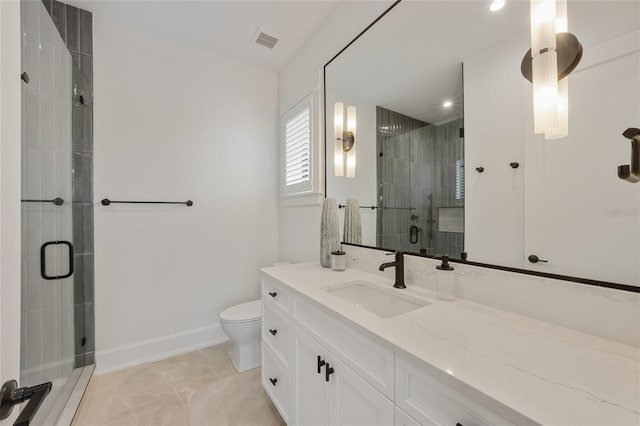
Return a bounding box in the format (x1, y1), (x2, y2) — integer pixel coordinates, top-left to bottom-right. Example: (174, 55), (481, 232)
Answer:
(19, 0), (94, 423)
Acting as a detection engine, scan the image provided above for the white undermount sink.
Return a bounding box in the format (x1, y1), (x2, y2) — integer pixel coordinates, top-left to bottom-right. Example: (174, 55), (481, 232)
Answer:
(325, 280), (430, 318)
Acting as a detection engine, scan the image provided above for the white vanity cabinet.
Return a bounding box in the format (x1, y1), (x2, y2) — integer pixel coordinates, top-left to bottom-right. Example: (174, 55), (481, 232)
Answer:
(292, 325), (394, 426)
(262, 278), (293, 424)
(261, 275), (529, 426)
(395, 356), (520, 426)
(262, 277), (394, 426)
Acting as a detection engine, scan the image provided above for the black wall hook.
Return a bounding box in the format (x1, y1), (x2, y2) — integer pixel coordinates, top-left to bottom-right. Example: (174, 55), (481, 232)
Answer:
(618, 128), (640, 183)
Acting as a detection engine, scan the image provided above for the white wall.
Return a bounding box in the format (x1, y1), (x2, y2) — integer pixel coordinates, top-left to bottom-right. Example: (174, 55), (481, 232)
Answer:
(463, 34), (528, 268)
(92, 15), (279, 373)
(278, 1), (394, 263)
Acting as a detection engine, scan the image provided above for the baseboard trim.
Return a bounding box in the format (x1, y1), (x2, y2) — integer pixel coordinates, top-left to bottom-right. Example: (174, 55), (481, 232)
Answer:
(94, 324), (228, 375)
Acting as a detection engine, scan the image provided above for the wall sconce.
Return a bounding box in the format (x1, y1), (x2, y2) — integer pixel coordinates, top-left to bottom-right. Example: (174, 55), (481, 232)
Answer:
(520, 0), (582, 140)
(334, 102), (357, 177)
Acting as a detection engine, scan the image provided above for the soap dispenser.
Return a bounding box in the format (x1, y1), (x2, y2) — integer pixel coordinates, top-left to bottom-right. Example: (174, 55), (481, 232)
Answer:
(435, 256), (455, 301)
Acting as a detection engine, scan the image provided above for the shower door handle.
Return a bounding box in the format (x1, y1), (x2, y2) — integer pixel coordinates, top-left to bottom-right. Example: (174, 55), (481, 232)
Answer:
(409, 225), (420, 244)
(40, 241), (74, 280)
(0, 379), (52, 425)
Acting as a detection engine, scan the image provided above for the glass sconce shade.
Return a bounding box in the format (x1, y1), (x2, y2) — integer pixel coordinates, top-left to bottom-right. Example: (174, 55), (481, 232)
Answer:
(334, 102), (344, 176)
(334, 102), (357, 178)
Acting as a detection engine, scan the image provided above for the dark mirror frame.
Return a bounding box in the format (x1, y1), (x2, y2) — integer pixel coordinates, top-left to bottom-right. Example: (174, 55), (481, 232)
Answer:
(322, 0), (638, 294)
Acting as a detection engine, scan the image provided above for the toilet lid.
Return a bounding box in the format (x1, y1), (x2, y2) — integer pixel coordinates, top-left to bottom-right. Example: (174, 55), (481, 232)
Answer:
(220, 300), (261, 323)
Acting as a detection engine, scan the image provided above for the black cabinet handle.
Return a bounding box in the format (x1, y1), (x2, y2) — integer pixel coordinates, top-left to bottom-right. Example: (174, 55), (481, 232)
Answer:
(475, 166), (484, 173)
(317, 356), (326, 374)
(269, 329), (277, 336)
(268, 292), (277, 298)
(269, 378), (277, 386)
(510, 162), (520, 169)
(528, 255), (548, 263)
(456, 423), (464, 426)
(325, 363), (335, 382)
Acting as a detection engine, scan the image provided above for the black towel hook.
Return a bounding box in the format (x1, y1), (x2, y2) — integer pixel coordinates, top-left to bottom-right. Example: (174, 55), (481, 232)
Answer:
(618, 128), (640, 183)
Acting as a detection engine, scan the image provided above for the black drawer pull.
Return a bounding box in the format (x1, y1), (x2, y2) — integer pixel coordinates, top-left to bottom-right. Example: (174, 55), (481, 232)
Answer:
(268, 292), (277, 298)
(325, 363), (334, 382)
(269, 329), (277, 336)
(317, 356), (326, 374)
(269, 378), (277, 386)
(456, 423), (463, 426)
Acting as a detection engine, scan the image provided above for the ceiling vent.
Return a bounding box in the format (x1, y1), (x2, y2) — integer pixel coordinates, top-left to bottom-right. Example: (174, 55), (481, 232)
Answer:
(252, 28), (279, 49)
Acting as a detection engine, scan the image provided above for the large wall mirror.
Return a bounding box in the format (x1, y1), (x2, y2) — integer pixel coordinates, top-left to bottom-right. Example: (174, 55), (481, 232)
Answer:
(325, 0), (639, 287)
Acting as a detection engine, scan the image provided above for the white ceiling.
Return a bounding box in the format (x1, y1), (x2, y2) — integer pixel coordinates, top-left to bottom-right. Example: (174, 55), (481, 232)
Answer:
(68, 0), (340, 71)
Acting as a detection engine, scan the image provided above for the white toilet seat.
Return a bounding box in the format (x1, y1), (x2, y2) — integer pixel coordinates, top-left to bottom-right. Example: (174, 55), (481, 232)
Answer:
(220, 299), (261, 323)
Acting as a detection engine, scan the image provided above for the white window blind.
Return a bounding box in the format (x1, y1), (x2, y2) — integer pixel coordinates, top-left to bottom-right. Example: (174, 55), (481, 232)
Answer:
(455, 159), (465, 200)
(285, 107), (311, 186)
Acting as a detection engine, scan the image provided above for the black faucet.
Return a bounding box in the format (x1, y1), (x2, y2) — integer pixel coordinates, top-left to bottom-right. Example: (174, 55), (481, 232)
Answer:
(379, 252), (406, 289)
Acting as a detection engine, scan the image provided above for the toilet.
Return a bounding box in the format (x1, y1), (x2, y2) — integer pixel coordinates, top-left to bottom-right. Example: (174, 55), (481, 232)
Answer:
(219, 299), (262, 372)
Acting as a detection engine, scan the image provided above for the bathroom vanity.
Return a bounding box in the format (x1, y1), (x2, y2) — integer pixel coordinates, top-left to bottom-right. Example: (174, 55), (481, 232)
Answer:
(260, 263), (639, 426)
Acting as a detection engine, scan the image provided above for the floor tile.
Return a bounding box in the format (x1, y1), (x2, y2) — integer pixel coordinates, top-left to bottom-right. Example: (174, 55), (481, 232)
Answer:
(73, 343), (284, 426)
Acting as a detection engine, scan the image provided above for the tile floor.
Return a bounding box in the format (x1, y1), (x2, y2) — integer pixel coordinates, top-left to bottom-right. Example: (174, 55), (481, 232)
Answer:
(72, 343), (285, 426)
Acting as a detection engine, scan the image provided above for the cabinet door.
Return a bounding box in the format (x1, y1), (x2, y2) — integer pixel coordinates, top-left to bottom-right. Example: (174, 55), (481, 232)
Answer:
(328, 356), (395, 426)
(292, 327), (330, 426)
(395, 407), (422, 426)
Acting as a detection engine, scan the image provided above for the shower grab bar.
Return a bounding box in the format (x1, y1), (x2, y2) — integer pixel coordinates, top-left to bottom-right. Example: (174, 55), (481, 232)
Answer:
(101, 199), (193, 206)
(21, 198), (64, 206)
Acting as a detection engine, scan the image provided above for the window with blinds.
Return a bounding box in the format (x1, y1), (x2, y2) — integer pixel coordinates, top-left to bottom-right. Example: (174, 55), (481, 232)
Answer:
(285, 107), (311, 187)
(455, 159), (465, 200)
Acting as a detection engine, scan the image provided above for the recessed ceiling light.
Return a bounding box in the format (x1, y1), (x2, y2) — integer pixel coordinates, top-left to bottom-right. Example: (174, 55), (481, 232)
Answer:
(490, 0), (506, 12)
(443, 101), (453, 108)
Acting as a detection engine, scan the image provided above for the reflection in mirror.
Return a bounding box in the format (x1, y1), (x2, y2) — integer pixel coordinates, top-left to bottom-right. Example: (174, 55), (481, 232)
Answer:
(325, 0), (640, 285)
(374, 101), (464, 258)
(325, 1), (467, 259)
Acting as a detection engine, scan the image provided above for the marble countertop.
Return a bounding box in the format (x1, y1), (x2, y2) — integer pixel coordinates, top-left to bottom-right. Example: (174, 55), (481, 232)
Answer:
(260, 262), (640, 426)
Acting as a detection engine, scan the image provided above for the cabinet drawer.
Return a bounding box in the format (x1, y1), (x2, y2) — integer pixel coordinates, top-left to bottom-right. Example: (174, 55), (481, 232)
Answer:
(262, 345), (290, 424)
(262, 277), (291, 314)
(293, 295), (394, 400)
(263, 302), (291, 365)
(395, 356), (523, 426)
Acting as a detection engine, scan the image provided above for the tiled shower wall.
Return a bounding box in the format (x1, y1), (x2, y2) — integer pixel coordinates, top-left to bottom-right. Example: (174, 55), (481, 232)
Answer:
(376, 106), (464, 258)
(376, 107), (429, 252)
(433, 118), (464, 257)
(43, 0), (95, 367)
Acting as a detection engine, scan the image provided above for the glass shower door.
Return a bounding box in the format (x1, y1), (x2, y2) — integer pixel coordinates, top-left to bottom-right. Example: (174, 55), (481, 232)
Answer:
(20, 0), (77, 423)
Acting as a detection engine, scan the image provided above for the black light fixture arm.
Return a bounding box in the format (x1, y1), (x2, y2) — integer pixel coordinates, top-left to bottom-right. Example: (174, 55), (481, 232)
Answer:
(521, 32), (583, 83)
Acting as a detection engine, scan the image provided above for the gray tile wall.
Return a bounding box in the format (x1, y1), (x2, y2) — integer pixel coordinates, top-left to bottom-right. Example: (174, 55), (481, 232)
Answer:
(433, 118), (464, 258)
(43, 0), (94, 367)
(376, 107), (464, 258)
